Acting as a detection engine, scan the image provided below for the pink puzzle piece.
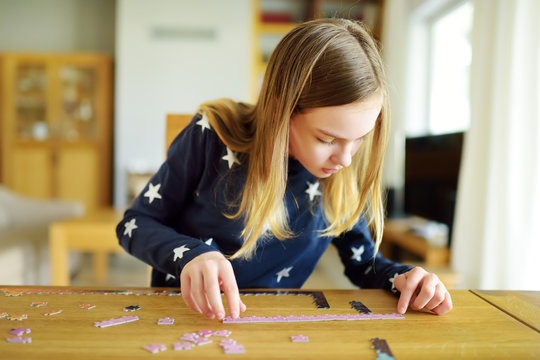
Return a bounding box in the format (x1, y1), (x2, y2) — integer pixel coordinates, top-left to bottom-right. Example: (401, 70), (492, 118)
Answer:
(219, 338), (237, 347)
(213, 329), (232, 337)
(9, 328), (31, 336)
(173, 341), (194, 351)
(30, 302), (47, 308)
(223, 313), (404, 323)
(94, 315), (139, 328)
(197, 329), (214, 337)
(223, 344), (245, 354)
(180, 332), (199, 342)
(291, 334), (309, 343)
(157, 317), (174, 325)
(193, 337), (213, 346)
(6, 336), (32, 344)
(43, 309), (63, 316)
(79, 304), (96, 310)
(143, 343), (166, 354)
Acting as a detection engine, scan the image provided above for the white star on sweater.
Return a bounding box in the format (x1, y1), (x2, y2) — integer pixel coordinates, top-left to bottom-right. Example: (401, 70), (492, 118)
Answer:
(389, 272), (399, 293)
(205, 238), (213, 246)
(165, 273), (176, 281)
(222, 147), (240, 168)
(123, 218), (138, 238)
(196, 114), (211, 133)
(173, 245), (190, 261)
(305, 181), (322, 201)
(144, 182), (162, 204)
(276, 266), (293, 283)
(351, 245), (364, 262)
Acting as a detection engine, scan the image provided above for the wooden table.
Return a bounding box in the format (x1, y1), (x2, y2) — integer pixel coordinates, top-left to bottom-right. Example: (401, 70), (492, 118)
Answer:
(0, 287), (539, 359)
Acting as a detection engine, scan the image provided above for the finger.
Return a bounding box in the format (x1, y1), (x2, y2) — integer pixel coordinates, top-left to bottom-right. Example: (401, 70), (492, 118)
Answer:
(218, 262), (241, 319)
(180, 272), (202, 314)
(411, 273), (440, 310)
(190, 270), (214, 318)
(202, 266), (226, 320)
(431, 291), (453, 315)
(396, 268), (424, 314)
(423, 283), (447, 311)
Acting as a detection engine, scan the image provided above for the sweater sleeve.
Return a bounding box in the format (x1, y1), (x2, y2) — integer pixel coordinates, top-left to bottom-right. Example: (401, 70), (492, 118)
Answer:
(116, 114), (218, 280)
(332, 217), (413, 293)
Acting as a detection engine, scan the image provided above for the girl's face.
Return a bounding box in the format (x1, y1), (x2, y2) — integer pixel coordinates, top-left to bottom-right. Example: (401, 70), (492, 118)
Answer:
(289, 93), (382, 178)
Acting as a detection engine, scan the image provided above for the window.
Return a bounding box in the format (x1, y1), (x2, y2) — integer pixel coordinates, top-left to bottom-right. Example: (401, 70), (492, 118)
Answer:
(428, 1), (473, 134)
(407, 0), (473, 136)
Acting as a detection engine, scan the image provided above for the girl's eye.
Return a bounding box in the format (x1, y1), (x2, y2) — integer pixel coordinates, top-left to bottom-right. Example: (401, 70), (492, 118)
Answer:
(318, 138), (335, 145)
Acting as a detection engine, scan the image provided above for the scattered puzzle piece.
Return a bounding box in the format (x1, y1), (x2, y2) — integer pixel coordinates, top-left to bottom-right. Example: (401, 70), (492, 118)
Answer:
(219, 339), (237, 347)
(79, 304), (96, 310)
(4, 291), (23, 297)
(213, 329), (232, 337)
(180, 333), (199, 342)
(6, 336), (32, 344)
(291, 334), (309, 343)
(8, 328), (31, 336)
(94, 315), (139, 328)
(197, 329), (213, 337)
(7, 314), (27, 321)
(143, 343), (166, 354)
(223, 343), (245, 354)
(123, 305), (141, 312)
(43, 309), (63, 316)
(350, 300), (372, 314)
(0, 312), (8, 319)
(173, 341), (194, 351)
(157, 317), (174, 325)
(371, 338), (396, 360)
(193, 337), (213, 346)
(30, 302), (47, 308)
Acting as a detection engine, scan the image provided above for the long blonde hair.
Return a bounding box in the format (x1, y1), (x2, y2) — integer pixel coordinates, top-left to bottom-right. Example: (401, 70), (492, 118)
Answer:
(200, 18), (389, 259)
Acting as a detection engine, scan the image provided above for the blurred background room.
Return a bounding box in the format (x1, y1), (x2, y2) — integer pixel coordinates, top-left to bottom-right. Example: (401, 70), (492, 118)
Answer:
(0, 0), (538, 291)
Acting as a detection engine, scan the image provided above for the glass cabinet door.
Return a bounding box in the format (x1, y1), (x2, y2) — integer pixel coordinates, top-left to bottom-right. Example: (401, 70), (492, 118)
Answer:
(58, 65), (98, 141)
(14, 62), (49, 140)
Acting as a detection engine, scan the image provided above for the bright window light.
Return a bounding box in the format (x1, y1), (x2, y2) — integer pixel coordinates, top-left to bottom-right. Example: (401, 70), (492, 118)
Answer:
(428, 1), (473, 134)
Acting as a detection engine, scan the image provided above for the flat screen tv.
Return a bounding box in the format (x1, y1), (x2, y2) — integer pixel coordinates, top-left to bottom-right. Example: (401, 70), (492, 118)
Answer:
(403, 131), (464, 244)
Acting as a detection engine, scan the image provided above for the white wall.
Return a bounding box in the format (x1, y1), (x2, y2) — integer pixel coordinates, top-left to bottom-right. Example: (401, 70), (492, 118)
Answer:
(0, 0), (115, 52)
(114, 0), (252, 208)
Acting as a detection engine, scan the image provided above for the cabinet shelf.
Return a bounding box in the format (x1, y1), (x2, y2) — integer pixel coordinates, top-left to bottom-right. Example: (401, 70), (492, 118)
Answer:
(251, 0), (384, 101)
(0, 52), (113, 210)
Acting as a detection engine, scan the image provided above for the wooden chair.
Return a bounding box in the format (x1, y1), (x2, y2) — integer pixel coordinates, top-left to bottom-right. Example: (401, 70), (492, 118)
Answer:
(49, 114), (192, 286)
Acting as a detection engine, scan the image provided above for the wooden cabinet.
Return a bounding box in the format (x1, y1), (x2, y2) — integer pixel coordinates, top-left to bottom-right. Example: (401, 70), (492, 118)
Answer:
(251, 0), (385, 100)
(0, 53), (113, 211)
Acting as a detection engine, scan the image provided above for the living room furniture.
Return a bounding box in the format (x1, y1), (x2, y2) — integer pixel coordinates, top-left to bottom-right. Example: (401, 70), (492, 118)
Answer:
(0, 52), (113, 211)
(0, 186), (83, 285)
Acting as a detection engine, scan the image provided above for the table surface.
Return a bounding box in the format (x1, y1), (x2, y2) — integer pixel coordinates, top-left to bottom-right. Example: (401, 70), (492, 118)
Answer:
(0, 286), (539, 359)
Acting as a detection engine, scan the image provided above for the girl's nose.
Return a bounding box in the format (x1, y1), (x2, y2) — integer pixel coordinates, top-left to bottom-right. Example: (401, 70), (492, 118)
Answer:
(332, 143), (353, 168)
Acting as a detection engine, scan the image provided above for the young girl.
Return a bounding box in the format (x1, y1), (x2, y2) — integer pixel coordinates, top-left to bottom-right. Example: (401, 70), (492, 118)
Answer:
(117, 18), (452, 320)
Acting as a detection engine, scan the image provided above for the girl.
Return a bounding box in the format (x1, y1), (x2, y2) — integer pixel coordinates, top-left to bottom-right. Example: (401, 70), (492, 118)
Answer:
(117, 18), (452, 320)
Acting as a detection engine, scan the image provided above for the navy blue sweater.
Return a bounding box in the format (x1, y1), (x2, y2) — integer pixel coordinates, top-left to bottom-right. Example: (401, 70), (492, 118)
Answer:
(117, 113), (412, 291)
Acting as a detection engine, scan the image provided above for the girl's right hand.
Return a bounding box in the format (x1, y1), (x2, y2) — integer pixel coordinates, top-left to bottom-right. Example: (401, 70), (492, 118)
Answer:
(180, 251), (246, 320)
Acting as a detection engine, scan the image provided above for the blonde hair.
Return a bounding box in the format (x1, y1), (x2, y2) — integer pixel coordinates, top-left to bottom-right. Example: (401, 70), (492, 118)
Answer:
(200, 18), (389, 259)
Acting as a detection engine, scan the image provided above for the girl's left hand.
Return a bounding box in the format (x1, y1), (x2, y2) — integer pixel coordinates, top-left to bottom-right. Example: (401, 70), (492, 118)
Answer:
(394, 266), (453, 315)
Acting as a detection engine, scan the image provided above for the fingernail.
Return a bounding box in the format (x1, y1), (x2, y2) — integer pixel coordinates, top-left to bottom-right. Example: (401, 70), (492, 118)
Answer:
(231, 311), (239, 319)
(206, 312), (215, 319)
(216, 312), (224, 320)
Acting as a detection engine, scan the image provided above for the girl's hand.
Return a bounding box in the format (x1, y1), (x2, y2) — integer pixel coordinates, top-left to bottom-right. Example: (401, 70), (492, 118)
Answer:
(180, 251), (246, 320)
(394, 266), (453, 315)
